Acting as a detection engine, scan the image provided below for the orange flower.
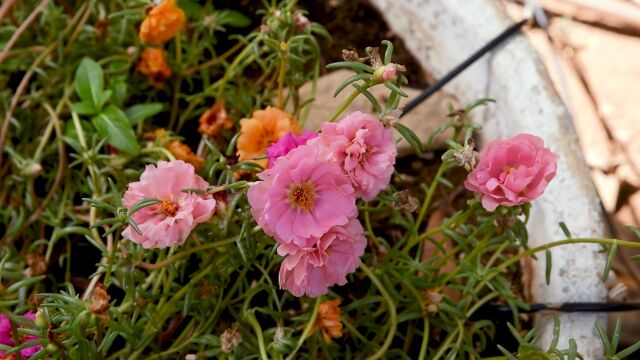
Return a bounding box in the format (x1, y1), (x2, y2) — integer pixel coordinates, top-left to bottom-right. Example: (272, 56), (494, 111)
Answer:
(199, 101), (234, 137)
(151, 129), (205, 171)
(236, 107), (299, 168)
(313, 299), (343, 343)
(137, 48), (172, 89)
(139, 0), (186, 45)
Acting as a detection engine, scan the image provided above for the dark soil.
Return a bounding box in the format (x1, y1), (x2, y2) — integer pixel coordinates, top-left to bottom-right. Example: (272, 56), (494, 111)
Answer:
(298, 0), (430, 88)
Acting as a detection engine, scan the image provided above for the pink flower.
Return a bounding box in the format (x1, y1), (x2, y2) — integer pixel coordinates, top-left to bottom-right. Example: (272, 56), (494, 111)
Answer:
(265, 130), (318, 168)
(247, 143), (357, 249)
(122, 160), (216, 248)
(278, 219), (366, 297)
(319, 112), (397, 201)
(464, 134), (558, 211)
(0, 311), (42, 358)
(382, 65), (397, 82)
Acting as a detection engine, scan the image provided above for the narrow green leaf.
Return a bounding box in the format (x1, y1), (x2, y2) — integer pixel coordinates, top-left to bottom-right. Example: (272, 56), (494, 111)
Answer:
(333, 73), (370, 97)
(496, 344), (518, 360)
(384, 81), (408, 97)
(351, 83), (382, 113)
(595, 322), (612, 355)
(325, 61), (374, 73)
(226, 131), (242, 156)
(603, 241), (617, 282)
(394, 122), (422, 155)
(92, 105), (139, 155)
(381, 40), (394, 64)
(75, 57), (106, 111)
(559, 221), (572, 238)
(567, 338), (578, 360)
(128, 198), (161, 216)
(5, 275), (46, 294)
(125, 103), (164, 125)
(545, 249), (552, 285)
(617, 340), (640, 358)
(611, 318), (622, 353)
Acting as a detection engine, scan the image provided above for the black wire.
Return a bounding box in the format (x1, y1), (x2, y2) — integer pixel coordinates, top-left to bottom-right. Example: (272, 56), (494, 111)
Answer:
(400, 18), (529, 118)
(485, 302), (640, 314)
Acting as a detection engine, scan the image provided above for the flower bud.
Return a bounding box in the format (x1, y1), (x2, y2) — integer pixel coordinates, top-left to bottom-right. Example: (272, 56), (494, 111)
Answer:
(35, 309), (47, 328)
(294, 13), (310, 33)
(46, 343), (59, 354)
(373, 63), (405, 83)
(22, 161), (43, 177)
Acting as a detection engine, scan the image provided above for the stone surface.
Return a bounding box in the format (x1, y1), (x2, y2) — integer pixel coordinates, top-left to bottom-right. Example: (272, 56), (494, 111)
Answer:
(369, 0), (608, 356)
(295, 69), (458, 155)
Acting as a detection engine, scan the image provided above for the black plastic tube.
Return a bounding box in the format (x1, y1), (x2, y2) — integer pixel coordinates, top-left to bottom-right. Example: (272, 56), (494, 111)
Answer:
(400, 19), (529, 118)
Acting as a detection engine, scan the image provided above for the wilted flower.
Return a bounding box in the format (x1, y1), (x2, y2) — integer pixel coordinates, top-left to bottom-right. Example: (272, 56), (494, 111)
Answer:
(89, 283), (110, 323)
(442, 138), (477, 171)
(318, 111), (397, 201)
(294, 13), (310, 32)
(248, 143), (357, 249)
(278, 219), (366, 297)
(237, 107), (299, 169)
(151, 129), (205, 171)
(137, 48), (172, 89)
(313, 299), (344, 343)
(391, 189), (419, 213)
(421, 290), (444, 315)
(121, 160), (216, 248)
(139, 0), (185, 45)
(265, 130), (317, 168)
(0, 311), (42, 358)
(24, 252), (47, 277)
(198, 101), (233, 138)
(220, 323), (242, 353)
(464, 134), (558, 211)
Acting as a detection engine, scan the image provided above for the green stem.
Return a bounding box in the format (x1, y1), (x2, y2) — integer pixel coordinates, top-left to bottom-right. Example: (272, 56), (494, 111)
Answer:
(360, 263), (397, 360)
(285, 297), (321, 360)
(277, 44), (287, 109)
(419, 317), (429, 360)
(325, 89), (360, 123)
(246, 310), (269, 360)
(415, 162), (447, 232)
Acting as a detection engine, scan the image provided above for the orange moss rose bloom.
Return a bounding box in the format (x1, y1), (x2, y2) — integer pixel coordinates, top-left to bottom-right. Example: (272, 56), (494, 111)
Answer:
(314, 299), (343, 343)
(199, 101), (234, 137)
(139, 0), (186, 45)
(137, 48), (172, 89)
(151, 129), (204, 171)
(237, 107), (299, 168)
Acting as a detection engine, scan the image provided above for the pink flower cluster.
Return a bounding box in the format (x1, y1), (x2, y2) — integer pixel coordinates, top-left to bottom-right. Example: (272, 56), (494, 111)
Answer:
(0, 311), (42, 358)
(122, 160), (216, 248)
(464, 134), (558, 211)
(249, 112), (397, 297)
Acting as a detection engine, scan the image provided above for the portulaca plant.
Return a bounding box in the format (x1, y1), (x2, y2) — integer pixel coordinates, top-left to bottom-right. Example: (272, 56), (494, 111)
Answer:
(2, 1), (640, 359)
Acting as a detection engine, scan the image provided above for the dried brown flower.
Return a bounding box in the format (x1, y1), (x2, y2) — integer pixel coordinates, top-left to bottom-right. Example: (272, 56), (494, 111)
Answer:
(89, 283), (110, 323)
(25, 252), (48, 277)
(198, 101), (233, 138)
(220, 323), (242, 353)
(313, 299), (343, 343)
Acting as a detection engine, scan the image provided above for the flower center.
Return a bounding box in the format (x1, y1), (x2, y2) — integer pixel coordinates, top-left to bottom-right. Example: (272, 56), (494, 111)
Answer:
(359, 144), (372, 165)
(288, 182), (316, 211)
(159, 197), (179, 217)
